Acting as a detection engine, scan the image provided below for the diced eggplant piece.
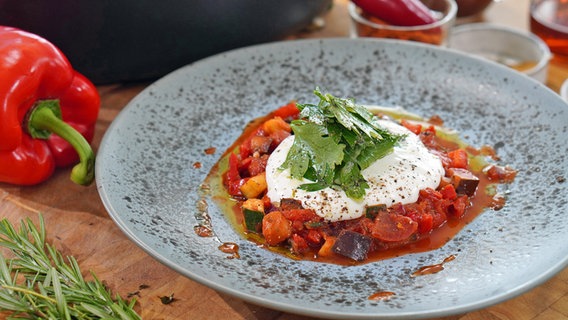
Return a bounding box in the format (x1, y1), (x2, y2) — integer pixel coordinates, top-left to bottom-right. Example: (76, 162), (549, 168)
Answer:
(450, 168), (479, 196)
(279, 198), (304, 210)
(332, 230), (372, 261)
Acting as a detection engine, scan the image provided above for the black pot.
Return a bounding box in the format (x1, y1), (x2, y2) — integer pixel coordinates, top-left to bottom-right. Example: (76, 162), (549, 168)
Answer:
(0, 0), (332, 84)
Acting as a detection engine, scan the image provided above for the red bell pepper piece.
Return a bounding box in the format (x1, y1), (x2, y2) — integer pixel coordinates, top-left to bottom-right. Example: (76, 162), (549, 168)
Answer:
(271, 102), (300, 121)
(439, 184), (458, 200)
(226, 153), (244, 197)
(351, 0), (437, 26)
(447, 148), (469, 169)
(0, 26), (99, 186)
(400, 119), (422, 135)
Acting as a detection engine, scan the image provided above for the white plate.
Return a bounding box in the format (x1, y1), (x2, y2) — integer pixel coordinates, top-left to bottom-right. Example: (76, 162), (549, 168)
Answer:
(96, 38), (568, 319)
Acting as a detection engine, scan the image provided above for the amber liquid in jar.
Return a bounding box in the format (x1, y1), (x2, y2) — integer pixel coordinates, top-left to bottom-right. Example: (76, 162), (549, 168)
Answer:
(531, 0), (568, 60)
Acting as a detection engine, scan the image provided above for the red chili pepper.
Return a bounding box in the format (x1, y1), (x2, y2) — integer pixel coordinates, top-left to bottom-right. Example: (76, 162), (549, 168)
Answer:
(351, 0), (437, 26)
(0, 26), (99, 186)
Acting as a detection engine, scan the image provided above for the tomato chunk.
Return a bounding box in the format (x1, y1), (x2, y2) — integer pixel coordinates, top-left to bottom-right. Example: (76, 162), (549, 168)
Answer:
(290, 233), (309, 253)
(247, 155), (269, 177)
(225, 153), (244, 197)
(419, 125), (437, 147)
(262, 211), (292, 245)
(269, 129), (291, 149)
(306, 229), (323, 245)
(447, 149), (468, 169)
(262, 117), (291, 135)
(449, 195), (469, 218)
(249, 136), (272, 154)
(239, 127), (264, 159)
(281, 209), (320, 222)
(370, 211), (418, 242)
(439, 184), (457, 200)
(401, 119), (422, 135)
(485, 164), (517, 183)
(416, 213), (434, 234)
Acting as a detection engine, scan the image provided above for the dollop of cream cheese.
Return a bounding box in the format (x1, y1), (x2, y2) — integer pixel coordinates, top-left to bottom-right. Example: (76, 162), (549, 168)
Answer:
(265, 119), (444, 222)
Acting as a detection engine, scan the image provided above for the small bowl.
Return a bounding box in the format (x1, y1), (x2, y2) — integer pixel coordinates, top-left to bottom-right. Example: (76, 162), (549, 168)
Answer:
(448, 23), (552, 83)
(348, 0), (458, 46)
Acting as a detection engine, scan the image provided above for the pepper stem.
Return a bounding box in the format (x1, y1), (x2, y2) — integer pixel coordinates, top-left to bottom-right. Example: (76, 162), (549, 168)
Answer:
(27, 100), (95, 185)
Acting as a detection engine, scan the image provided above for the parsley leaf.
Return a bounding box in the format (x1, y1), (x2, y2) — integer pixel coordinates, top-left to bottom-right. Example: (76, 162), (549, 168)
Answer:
(280, 89), (405, 200)
(282, 121), (344, 187)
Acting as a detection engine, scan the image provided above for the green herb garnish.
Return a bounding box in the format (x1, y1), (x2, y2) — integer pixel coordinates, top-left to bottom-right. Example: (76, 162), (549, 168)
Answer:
(0, 215), (141, 319)
(281, 89), (405, 200)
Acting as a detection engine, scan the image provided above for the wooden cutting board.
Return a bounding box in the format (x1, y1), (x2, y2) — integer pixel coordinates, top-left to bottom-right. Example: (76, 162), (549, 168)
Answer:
(0, 190), (285, 320)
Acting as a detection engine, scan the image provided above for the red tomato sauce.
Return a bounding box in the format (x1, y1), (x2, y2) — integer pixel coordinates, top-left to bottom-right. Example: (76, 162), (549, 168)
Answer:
(204, 102), (516, 266)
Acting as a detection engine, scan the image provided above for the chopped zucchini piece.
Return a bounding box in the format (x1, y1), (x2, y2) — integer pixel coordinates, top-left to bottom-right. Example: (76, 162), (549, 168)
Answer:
(240, 172), (267, 199)
(243, 208), (264, 233)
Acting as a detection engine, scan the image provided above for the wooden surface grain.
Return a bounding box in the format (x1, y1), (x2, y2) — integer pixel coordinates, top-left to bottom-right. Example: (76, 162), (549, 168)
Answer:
(2, 0), (568, 319)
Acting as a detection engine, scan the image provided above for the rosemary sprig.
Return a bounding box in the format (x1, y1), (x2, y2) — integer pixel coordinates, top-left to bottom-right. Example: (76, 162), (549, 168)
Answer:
(0, 214), (141, 320)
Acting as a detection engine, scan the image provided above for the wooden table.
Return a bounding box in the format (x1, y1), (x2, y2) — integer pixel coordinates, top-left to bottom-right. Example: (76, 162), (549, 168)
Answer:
(2, 0), (568, 319)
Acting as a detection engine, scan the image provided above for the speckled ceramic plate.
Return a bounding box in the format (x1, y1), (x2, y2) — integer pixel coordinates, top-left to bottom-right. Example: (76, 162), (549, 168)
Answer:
(96, 39), (568, 319)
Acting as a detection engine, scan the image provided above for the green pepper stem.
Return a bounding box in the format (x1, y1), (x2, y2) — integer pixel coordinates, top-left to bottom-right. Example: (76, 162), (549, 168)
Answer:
(27, 100), (95, 185)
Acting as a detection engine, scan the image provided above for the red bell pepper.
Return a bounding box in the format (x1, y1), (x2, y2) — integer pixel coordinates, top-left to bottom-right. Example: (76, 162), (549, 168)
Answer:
(351, 0), (437, 26)
(447, 148), (469, 169)
(0, 26), (99, 186)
